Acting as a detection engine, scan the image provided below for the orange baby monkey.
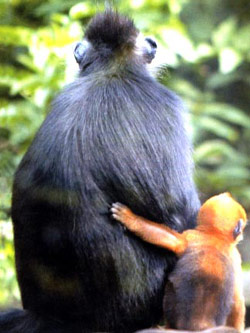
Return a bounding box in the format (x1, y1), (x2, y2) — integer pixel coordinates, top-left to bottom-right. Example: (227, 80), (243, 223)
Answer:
(111, 193), (247, 332)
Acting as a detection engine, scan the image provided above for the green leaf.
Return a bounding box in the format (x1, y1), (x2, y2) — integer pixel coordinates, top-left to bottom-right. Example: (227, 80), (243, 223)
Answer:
(207, 72), (241, 89)
(170, 79), (204, 101)
(0, 65), (31, 88)
(198, 116), (239, 141)
(216, 166), (250, 182)
(0, 26), (33, 46)
(203, 104), (250, 128)
(69, 2), (95, 20)
(194, 140), (241, 164)
(212, 18), (237, 49)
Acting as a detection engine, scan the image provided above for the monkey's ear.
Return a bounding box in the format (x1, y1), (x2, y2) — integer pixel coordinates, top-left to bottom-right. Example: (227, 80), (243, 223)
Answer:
(145, 38), (157, 63)
(74, 41), (89, 64)
(135, 34), (157, 64)
(233, 219), (243, 239)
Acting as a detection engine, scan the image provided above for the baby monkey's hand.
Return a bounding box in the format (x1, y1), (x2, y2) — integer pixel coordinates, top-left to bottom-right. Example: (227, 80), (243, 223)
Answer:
(111, 203), (138, 230)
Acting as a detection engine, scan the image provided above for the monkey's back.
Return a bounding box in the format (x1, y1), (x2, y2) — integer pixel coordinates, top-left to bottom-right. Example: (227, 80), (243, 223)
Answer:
(12, 72), (200, 331)
(164, 247), (234, 330)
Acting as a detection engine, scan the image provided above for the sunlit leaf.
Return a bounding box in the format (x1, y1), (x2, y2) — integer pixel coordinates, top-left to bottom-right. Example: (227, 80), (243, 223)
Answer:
(0, 26), (33, 45)
(69, 2), (95, 19)
(212, 18), (237, 49)
(219, 48), (242, 74)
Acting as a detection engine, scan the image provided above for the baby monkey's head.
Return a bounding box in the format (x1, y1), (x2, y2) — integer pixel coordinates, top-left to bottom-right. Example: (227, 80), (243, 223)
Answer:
(197, 192), (247, 243)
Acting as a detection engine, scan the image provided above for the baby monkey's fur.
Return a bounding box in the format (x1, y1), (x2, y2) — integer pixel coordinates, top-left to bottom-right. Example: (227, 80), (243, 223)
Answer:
(111, 193), (247, 331)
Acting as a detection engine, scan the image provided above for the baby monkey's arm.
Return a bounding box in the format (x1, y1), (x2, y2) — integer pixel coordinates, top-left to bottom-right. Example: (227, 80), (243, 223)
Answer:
(111, 203), (187, 255)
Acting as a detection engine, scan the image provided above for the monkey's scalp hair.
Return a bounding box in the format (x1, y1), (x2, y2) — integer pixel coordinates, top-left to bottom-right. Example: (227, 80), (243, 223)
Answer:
(85, 10), (138, 52)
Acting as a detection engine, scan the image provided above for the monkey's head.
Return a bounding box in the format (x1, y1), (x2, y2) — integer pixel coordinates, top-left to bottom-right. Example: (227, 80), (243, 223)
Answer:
(197, 193), (247, 243)
(73, 11), (157, 75)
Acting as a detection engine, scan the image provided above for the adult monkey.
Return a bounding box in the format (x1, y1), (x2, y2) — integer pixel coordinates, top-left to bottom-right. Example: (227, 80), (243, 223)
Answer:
(0, 11), (200, 333)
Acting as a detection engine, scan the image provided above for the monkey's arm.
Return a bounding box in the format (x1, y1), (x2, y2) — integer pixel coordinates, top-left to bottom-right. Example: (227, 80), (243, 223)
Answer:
(111, 203), (187, 255)
(226, 249), (245, 332)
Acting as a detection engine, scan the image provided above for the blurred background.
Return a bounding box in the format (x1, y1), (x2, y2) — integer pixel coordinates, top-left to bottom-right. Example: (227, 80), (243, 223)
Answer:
(0, 0), (250, 312)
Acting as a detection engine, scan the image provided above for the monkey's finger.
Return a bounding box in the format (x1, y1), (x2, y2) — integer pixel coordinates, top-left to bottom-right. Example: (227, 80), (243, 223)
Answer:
(111, 203), (128, 216)
(112, 213), (120, 221)
(110, 207), (121, 215)
(111, 212), (126, 223)
(112, 202), (127, 210)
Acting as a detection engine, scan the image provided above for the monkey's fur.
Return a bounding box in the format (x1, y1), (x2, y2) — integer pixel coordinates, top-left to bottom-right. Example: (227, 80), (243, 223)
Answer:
(0, 11), (199, 332)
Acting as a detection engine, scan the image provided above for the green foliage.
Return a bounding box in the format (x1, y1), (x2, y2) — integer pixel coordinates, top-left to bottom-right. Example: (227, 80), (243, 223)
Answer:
(0, 219), (20, 307)
(0, 0), (250, 306)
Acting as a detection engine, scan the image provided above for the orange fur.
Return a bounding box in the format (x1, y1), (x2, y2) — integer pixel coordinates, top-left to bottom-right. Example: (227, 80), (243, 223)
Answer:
(111, 193), (247, 331)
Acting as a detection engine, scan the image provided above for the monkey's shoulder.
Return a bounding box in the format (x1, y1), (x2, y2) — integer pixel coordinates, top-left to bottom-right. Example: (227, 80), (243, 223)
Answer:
(176, 244), (233, 281)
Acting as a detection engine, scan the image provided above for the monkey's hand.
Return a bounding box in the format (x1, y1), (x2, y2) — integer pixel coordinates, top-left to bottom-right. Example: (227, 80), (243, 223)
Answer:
(111, 203), (186, 253)
(111, 203), (139, 231)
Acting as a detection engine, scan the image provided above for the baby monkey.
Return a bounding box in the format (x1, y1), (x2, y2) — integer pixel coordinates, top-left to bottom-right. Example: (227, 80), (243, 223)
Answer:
(111, 193), (247, 332)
